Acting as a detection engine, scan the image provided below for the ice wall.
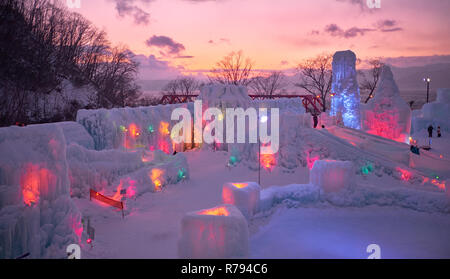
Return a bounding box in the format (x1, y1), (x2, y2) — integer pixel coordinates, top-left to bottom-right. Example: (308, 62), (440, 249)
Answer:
(77, 103), (192, 152)
(67, 144), (189, 198)
(362, 66), (411, 143)
(330, 50), (361, 129)
(56, 122), (94, 149)
(0, 124), (81, 259)
(412, 88), (450, 133)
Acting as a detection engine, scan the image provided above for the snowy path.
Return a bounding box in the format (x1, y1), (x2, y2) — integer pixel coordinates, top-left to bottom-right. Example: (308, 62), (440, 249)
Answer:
(78, 150), (308, 258)
(250, 206), (450, 259)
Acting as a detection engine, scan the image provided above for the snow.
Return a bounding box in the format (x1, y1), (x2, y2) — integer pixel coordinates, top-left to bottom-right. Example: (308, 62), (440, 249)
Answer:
(250, 206), (450, 259)
(362, 66), (412, 143)
(178, 204), (248, 259)
(412, 88), (450, 134)
(222, 182), (261, 219)
(197, 84), (251, 109)
(309, 160), (354, 193)
(0, 124), (81, 259)
(330, 50), (361, 129)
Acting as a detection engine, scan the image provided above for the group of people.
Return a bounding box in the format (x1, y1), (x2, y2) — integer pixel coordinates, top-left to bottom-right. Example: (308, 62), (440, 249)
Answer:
(427, 125), (442, 138)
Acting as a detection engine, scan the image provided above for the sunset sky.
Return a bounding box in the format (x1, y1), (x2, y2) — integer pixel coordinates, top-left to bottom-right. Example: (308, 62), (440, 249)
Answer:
(75, 0), (450, 79)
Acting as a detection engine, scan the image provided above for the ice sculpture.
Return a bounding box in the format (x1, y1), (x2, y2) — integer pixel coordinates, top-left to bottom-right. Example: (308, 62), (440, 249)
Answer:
(309, 160), (354, 193)
(330, 50), (361, 129)
(362, 65), (411, 143)
(222, 182), (261, 219)
(178, 204), (249, 258)
(0, 124), (81, 258)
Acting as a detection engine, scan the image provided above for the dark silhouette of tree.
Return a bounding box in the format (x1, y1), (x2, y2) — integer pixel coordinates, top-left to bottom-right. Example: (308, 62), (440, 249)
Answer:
(359, 58), (384, 103)
(209, 51), (253, 86)
(250, 71), (286, 96)
(295, 54), (333, 112)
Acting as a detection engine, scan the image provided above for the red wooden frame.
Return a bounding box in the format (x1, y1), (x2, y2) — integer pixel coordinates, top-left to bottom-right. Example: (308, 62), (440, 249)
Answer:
(159, 94), (324, 115)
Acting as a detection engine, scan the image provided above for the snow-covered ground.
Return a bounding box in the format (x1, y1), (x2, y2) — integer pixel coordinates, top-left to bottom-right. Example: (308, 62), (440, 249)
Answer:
(75, 150), (308, 258)
(74, 145), (449, 259)
(250, 205), (450, 259)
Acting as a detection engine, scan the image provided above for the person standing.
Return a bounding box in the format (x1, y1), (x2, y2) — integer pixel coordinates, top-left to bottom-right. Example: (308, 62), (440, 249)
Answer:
(437, 126), (442, 138)
(428, 125), (434, 138)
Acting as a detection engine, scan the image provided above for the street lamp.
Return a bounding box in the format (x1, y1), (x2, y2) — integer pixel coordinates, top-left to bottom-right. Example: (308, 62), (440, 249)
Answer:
(258, 115), (268, 186)
(423, 77), (431, 103)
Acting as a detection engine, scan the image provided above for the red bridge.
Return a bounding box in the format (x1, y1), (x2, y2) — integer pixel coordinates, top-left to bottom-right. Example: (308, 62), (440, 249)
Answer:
(159, 94), (324, 115)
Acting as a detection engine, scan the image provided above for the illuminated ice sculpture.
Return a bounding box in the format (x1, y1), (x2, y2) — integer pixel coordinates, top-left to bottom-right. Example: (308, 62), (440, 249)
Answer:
(362, 65), (411, 143)
(178, 204), (249, 258)
(330, 50), (361, 129)
(222, 182), (261, 219)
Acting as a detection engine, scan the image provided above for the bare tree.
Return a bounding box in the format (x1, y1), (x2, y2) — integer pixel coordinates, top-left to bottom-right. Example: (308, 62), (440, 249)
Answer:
(250, 71), (286, 96)
(295, 54), (333, 112)
(209, 50), (253, 86)
(163, 77), (199, 96)
(359, 58), (384, 103)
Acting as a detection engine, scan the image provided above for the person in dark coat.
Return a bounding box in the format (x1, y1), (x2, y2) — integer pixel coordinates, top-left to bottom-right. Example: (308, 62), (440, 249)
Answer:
(428, 125), (434, 138)
(437, 126), (441, 138)
(313, 115), (318, 128)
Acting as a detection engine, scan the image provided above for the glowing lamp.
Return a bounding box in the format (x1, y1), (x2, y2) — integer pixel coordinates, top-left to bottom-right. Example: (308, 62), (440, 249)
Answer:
(178, 204), (249, 259)
(222, 182), (261, 219)
(260, 115), (268, 123)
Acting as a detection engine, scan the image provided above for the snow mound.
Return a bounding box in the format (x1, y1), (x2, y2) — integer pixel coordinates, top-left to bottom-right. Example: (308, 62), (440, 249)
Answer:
(437, 88), (450, 104)
(412, 88), (450, 133)
(178, 204), (248, 259)
(0, 124), (81, 259)
(362, 66), (411, 143)
(222, 182), (261, 219)
(197, 84), (251, 109)
(258, 182), (449, 214)
(310, 160), (354, 193)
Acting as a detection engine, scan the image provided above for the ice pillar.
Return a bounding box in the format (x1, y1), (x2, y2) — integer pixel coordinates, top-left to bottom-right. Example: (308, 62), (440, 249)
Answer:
(330, 50), (361, 129)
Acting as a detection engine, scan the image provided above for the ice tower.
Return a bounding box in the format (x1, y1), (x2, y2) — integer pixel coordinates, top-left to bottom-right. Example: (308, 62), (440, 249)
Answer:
(330, 50), (361, 129)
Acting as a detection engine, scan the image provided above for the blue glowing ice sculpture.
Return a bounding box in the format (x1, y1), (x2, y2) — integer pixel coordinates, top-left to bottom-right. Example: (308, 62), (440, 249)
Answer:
(330, 50), (361, 129)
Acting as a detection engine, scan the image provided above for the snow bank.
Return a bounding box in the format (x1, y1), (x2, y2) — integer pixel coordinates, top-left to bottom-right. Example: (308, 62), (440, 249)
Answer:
(330, 50), (361, 129)
(178, 204), (249, 259)
(258, 182), (450, 214)
(310, 160), (354, 193)
(222, 182), (261, 219)
(0, 124), (81, 259)
(412, 88), (450, 133)
(197, 84), (251, 109)
(259, 184), (321, 212)
(362, 66), (411, 143)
